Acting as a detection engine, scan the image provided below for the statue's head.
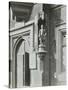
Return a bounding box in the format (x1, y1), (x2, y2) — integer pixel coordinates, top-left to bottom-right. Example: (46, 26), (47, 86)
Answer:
(39, 11), (44, 20)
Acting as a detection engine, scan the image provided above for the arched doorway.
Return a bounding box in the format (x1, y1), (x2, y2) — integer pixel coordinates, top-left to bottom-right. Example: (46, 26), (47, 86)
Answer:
(15, 38), (30, 88)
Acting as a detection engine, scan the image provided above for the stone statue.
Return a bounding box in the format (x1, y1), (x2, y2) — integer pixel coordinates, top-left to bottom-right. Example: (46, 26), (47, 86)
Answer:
(38, 11), (47, 45)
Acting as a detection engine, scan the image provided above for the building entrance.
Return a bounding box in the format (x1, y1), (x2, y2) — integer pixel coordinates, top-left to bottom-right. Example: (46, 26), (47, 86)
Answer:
(15, 39), (30, 87)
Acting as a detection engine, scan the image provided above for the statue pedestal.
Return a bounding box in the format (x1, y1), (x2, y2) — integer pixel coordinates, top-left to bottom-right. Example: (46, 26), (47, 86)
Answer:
(36, 43), (47, 86)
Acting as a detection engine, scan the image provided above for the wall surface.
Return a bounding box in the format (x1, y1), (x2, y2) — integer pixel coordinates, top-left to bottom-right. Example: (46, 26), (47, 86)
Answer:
(9, 3), (66, 88)
(49, 5), (66, 85)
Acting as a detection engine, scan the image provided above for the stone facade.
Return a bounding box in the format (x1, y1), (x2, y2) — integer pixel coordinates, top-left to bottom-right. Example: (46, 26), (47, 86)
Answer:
(9, 2), (66, 88)
(49, 5), (66, 85)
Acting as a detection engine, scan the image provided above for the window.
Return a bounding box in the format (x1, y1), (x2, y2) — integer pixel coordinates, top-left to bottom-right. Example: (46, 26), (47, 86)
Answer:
(55, 24), (66, 84)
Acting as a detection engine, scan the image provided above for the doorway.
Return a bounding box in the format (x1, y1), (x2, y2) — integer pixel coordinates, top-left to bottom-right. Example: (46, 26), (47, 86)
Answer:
(15, 39), (30, 87)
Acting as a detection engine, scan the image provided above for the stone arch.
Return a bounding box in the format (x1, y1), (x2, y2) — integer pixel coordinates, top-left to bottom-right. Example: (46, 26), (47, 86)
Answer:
(13, 36), (24, 50)
(13, 36), (24, 87)
(13, 36), (30, 87)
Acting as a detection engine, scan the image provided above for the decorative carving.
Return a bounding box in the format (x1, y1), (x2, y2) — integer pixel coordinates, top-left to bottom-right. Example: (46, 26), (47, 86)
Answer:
(38, 11), (47, 45)
(37, 11), (47, 61)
